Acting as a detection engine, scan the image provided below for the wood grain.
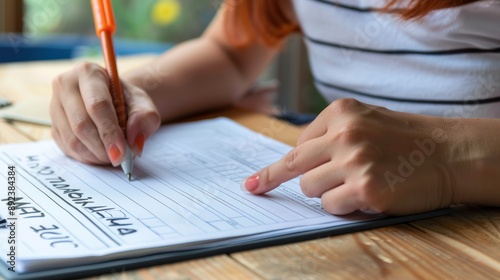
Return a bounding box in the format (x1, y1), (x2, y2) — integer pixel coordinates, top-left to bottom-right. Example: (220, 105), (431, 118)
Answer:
(232, 206), (500, 280)
(0, 120), (31, 144)
(84, 255), (261, 280)
(1, 57), (499, 280)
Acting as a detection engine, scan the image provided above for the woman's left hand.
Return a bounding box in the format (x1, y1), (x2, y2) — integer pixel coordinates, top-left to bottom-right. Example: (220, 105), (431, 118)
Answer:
(242, 98), (459, 215)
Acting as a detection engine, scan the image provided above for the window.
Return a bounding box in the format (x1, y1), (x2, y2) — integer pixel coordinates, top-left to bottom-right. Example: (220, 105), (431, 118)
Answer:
(3, 1), (218, 63)
(23, 0), (217, 43)
(1, 0), (23, 33)
(0, 3), (3, 31)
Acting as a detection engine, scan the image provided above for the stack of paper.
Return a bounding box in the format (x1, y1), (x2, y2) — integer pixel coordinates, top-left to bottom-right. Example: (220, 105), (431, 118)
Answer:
(0, 118), (390, 278)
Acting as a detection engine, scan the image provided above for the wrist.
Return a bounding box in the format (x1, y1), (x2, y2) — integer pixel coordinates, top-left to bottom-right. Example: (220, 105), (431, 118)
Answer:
(443, 118), (500, 206)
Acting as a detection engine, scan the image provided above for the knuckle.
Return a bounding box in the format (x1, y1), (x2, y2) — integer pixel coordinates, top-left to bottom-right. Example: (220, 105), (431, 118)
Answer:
(282, 149), (299, 172)
(100, 126), (117, 143)
(328, 98), (361, 114)
(77, 62), (99, 73)
(259, 167), (271, 187)
(355, 182), (375, 206)
(51, 74), (64, 93)
(72, 117), (93, 137)
(347, 144), (381, 167)
(143, 109), (161, 128)
(359, 173), (381, 190)
(335, 128), (365, 146)
(66, 135), (84, 154)
(77, 62), (108, 81)
(338, 98), (361, 107)
(332, 116), (378, 147)
(87, 97), (112, 115)
(354, 175), (386, 212)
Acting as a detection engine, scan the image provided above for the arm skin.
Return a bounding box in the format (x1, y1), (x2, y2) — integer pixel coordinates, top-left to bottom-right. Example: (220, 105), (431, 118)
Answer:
(50, 4), (291, 166)
(449, 117), (500, 207)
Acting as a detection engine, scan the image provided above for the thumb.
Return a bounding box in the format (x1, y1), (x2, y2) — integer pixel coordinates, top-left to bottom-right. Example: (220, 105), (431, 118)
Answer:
(122, 82), (161, 157)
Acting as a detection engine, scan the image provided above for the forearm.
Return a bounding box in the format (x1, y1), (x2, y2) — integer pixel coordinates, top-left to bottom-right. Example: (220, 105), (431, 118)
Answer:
(448, 118), (500, 206)
(123, 38), (249, 122)
(124, 18), (282, 124)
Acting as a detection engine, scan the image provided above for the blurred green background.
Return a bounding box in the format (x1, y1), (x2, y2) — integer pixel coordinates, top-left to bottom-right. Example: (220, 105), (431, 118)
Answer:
(23, 0), (217, 43)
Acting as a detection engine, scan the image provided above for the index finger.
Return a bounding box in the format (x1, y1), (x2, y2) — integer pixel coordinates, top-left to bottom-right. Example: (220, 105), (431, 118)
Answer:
(242, 137), (331, 194)
(78, 63), (126, 166)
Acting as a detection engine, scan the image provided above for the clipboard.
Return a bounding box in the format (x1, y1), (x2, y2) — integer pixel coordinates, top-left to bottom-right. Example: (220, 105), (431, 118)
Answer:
(0, 208), (450, 280)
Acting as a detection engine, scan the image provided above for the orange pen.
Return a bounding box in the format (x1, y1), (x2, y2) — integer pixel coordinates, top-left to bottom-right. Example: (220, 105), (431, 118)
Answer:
(91, 0), (133, 180)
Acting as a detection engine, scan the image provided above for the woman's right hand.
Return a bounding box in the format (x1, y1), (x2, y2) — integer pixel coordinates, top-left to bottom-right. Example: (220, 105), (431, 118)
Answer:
(50, 62), (161, 166)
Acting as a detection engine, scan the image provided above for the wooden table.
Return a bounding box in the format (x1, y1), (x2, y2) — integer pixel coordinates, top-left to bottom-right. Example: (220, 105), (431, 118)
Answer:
(0, 56), (499, 280)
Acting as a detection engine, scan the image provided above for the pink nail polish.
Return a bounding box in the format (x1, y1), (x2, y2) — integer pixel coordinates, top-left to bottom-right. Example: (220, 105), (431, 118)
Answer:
(108, 144), (122, 166)
(133, 133), (146, 157)
(244, 175), (260, 192)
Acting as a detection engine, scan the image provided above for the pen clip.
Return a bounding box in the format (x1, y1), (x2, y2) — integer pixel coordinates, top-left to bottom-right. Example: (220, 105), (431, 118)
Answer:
(91, 0), (116, 36)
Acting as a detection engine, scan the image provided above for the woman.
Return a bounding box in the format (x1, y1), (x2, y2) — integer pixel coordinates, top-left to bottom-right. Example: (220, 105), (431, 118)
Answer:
(50, 0), (500, 215)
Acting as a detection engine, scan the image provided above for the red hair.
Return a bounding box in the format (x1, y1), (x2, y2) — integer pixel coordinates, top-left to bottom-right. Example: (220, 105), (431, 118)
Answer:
(224, 0), (299, 48)
(383, 0), (480, 19)
(224, 0), (483, 48)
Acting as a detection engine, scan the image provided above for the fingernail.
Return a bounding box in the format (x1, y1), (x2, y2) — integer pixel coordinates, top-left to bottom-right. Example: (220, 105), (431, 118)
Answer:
(239, 179), (250, 193)
(240, 175), (259, 193)
(108, 144), (122, 166)
(133, 133), (146, 157)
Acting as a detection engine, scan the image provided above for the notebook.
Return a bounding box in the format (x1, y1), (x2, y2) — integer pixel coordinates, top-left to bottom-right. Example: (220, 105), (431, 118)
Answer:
(0, 118), (448, 280)
(0, 97), (51, 126)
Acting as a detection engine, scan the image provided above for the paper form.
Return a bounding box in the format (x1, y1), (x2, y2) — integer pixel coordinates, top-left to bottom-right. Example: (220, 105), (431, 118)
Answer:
(0, 118), (379, 273)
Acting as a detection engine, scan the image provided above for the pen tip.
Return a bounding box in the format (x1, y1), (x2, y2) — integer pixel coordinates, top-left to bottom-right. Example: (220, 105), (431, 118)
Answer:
(127, 173), (132, 181)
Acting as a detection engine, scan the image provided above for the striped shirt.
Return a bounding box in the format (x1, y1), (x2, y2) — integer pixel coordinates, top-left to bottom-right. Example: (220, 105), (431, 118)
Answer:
(292, 0), (500, 118)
